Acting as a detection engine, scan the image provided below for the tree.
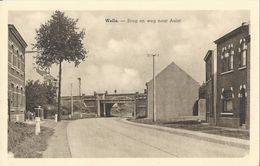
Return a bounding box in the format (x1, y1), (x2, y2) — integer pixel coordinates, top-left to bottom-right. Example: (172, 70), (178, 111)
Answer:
(33, 11), (87, 121)
(44, 82), (58, 105)
(25, 80), (57, 113)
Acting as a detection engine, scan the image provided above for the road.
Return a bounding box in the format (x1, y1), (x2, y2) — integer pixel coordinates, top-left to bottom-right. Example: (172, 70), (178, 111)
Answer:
(66, 118), (248, 157)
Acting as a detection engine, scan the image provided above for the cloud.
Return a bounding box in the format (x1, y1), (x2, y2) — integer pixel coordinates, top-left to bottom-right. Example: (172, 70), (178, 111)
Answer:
(60, 64), (142, 96)
(138, 29), (160, 52)
(9, 11), (250, 96)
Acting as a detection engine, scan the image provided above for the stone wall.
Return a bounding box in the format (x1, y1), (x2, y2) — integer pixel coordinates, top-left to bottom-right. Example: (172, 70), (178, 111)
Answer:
(135, 95), (147, 118)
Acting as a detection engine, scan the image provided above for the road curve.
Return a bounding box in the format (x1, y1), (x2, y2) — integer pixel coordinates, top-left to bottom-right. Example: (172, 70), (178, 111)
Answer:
(66, 118), (248, 157)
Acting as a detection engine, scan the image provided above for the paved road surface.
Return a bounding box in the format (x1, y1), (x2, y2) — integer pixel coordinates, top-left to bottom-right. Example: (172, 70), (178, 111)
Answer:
(67, 118), (248, 157)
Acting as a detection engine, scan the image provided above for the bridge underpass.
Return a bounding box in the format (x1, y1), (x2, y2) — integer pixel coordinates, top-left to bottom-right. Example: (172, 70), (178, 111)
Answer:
(98, 99), (135, 117)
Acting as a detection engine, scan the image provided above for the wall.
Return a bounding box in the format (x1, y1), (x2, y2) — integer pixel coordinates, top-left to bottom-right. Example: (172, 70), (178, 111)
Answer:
(205, 51), (215, 124)
(198, 99), (206, 118)
(135, 95), (147, 118)
(147, 62), (200, 122)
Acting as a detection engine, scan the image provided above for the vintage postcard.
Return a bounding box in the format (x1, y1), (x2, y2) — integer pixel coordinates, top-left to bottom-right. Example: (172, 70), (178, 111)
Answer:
(0, 0), (259, 166)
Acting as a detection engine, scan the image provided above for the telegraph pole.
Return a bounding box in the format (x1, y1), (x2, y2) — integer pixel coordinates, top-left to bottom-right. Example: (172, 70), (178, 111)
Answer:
(148, 54), (159, 122)
(70, 83), (74, 116)
(78, 77), (81, 96)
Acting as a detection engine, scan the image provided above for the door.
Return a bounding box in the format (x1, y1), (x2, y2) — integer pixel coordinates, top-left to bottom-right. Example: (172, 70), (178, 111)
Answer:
(239, 89), (246, 126)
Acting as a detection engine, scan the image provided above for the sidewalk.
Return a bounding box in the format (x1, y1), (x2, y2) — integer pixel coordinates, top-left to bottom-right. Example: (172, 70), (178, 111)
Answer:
(42, 120), (71, 158)
(122, 118), (249, 149)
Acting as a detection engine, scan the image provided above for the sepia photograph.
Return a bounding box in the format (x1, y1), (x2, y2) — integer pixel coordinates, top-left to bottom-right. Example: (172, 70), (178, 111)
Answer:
(0, 1), (259, 165)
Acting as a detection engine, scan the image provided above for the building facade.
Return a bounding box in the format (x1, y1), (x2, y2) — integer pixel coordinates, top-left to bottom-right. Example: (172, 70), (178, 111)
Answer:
(204, 50), (217, 125)
(213, 23), (250, 129)
(8, 24), (28, 121)
(147, 62), (200, 122)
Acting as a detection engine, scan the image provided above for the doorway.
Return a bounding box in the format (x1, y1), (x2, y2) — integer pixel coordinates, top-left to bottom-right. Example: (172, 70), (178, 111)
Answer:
(239, 88), (246, 126)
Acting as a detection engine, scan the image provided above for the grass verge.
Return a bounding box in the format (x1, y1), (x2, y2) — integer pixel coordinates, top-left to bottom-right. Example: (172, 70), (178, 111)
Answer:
(128, 118), (249, 140)
(8, 122), (54, 158)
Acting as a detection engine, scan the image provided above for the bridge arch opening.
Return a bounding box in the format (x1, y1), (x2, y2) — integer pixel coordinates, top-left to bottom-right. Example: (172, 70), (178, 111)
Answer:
(99, 102), (135, 118)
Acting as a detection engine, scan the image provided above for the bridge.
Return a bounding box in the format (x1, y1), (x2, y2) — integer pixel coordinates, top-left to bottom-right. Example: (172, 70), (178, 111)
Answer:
(61, 92), (147, 118)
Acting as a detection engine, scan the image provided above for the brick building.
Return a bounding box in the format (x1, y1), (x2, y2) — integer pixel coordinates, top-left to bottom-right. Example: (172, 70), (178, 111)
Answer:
(205, 23), (250, 129)
(8, 24), (27, 121)
(147, 62), (200, 122)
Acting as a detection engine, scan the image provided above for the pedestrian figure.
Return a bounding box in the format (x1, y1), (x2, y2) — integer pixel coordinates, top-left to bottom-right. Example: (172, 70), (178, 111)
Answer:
(32, 112), (35, 121)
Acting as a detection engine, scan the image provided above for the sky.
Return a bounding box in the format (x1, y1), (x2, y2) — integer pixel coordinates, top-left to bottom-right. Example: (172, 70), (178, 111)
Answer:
(9, 10), (249, 96)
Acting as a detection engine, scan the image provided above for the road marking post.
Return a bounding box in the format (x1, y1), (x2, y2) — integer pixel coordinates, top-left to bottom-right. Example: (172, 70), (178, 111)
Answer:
(35, 117), (41, 135)
(55, 114), (58, 122)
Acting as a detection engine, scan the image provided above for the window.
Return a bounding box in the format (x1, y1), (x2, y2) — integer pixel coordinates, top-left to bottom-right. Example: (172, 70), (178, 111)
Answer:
(12, 54), (16, 66)
(238, 38), (247, 68)
(9, 46), (14, 64)
(11, 84), (15, 107)
(221, 45), (234, 73)
(230, 54), (233, 70)
(16, 51), (19, 69)
(221, 53), (232, 72)
(222, 89), (234, 113)
(20, 87), (23, 107)
(241, 50), (247, 67)
(16, 86), (19, 107)
(21, 63), (23, 72)
(18, 58), (20, 69)
(223, 100), (233, 112)
(20, 55), (23, 71)
(8, 50), (12, 63)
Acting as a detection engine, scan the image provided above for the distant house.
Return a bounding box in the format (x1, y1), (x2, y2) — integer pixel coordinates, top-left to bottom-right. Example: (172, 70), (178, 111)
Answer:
(147, 62), (200, 122)
(8, 24), (28, 121)
(26, 58), (57, 85)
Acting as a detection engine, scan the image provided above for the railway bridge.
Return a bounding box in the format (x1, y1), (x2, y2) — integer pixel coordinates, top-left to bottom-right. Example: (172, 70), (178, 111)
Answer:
(61, 92), (147, 118)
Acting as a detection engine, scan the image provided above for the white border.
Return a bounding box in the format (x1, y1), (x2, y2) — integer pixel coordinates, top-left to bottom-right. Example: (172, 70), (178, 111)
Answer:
(0, 0), (259, 166)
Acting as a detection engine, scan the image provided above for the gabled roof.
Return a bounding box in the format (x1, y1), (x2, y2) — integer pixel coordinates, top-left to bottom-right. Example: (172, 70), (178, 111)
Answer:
(8, 24), (28, 48)
(214, 23), (249, 44)
(148, 61), (200, 85)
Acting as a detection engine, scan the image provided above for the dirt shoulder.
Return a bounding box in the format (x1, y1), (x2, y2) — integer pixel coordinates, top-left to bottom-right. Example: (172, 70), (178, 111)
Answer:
(128, 118), (249, 140)
(8, 121), (54, 158)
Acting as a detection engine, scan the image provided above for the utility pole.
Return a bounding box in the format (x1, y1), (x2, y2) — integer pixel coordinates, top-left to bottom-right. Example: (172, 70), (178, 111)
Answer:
(70, 83), (74, 116)
(148, 54), (159, 122)
(78, 77), (81, 96)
